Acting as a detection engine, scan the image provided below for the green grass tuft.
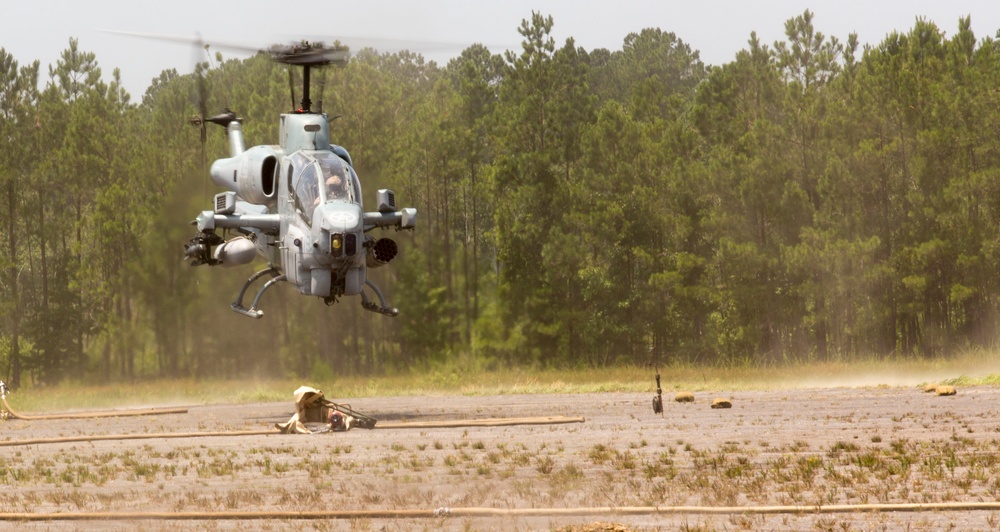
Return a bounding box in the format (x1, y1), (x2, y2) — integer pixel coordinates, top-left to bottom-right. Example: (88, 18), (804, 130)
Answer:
(4, 350), (1000, 412)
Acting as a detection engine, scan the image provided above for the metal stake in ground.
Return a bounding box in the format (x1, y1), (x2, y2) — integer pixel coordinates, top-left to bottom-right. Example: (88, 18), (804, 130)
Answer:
(652, 371), (663, 416)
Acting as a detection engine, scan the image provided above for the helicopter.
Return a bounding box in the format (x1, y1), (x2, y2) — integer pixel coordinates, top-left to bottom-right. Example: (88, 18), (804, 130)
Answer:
(166, 38), (417, 319)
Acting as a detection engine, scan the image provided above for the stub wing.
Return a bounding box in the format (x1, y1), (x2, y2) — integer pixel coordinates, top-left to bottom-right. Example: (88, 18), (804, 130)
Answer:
(363, 189), (416, 232)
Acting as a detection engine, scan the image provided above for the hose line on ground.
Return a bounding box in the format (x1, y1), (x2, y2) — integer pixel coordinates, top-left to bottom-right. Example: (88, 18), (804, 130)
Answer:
(1, 395), (187, 420)
(2, 502), (1000, 521)
(0, 416), (585, 447)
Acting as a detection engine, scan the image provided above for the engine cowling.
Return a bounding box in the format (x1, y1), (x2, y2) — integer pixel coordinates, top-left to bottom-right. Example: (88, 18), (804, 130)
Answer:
(210, 145), (279, 206)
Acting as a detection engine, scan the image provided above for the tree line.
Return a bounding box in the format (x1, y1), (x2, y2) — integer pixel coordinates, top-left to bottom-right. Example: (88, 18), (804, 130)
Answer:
(2, 11), (1000, 386)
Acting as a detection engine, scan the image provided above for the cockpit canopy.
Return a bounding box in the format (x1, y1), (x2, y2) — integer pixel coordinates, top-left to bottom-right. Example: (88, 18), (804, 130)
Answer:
(289, 151), (359, 222)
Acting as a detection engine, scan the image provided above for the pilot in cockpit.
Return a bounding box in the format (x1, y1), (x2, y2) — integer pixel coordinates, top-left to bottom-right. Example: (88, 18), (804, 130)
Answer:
(326, 174), (344, 200)
(326, 172), (346, 199)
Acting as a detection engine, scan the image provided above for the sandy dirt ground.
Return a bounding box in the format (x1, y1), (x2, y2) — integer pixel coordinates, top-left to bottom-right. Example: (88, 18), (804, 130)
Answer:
(2, 385), (1000, 531)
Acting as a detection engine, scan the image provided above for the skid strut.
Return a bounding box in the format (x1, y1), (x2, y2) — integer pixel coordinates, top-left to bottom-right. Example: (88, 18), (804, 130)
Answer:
(231, 266), (284, 318)
(360, 279), (399, 316)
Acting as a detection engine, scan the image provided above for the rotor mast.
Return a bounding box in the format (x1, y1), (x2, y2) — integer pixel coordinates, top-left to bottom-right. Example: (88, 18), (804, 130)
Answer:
(300, 65), (312, 113)
(271, 41), (349, 114)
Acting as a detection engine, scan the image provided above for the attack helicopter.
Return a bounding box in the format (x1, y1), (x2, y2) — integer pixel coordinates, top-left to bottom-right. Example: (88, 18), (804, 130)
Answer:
(163, 37), (417, 319)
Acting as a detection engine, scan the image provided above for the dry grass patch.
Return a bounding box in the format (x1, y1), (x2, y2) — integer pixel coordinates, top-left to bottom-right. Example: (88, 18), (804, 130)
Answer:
(710, 398), (732, 409)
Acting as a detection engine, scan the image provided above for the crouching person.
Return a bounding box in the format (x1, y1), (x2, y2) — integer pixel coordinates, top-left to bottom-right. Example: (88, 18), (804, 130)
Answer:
(328, 408), (354, 431)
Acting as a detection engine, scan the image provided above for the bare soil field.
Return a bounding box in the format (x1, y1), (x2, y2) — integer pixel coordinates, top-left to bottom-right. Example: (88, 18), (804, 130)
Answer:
(2, 385), (1000, 531)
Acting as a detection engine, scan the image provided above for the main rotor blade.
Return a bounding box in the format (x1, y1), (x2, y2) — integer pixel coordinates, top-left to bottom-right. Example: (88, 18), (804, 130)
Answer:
(100, 29), (265, 56)
(102, 29), (350, 67)
(301, 35), (499, 55)
(101, 30), (505, 66)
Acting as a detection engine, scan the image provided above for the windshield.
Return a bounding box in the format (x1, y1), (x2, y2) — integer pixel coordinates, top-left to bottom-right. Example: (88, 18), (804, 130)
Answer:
(291, 152), (357, 222)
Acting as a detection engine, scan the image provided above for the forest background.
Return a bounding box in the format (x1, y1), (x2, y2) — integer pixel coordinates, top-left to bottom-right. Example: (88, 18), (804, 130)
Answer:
(2, 11), (1000, 387)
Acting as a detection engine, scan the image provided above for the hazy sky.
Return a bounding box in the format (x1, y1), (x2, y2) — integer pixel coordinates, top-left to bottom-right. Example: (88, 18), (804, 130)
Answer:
(3, 0), (999, 98)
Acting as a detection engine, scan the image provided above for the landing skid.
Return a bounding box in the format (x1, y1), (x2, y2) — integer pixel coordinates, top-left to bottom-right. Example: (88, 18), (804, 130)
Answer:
(360, 279), (399, 317)
(231, 266), (285, 319)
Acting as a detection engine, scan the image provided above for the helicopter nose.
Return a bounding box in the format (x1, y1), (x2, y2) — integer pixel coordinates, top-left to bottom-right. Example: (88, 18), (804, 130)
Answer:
(317, 203), (363, 258)
(319, 202), (362, 232)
